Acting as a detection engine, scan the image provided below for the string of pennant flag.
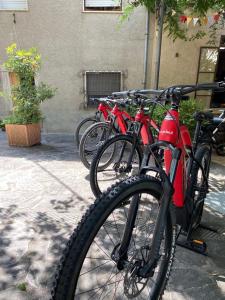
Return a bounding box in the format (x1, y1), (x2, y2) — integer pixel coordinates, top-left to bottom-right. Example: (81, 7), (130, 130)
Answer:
(179, 13), (224, 27)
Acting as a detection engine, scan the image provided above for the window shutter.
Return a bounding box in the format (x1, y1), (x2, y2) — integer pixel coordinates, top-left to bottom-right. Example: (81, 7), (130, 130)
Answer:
(0, 0), (28, 10)
(86, 72), (121, 105)
(85, 0), (120, 7)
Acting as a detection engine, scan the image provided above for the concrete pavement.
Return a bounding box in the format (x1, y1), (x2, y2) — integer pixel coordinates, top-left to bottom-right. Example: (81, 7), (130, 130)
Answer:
(0, 132), (225, 299)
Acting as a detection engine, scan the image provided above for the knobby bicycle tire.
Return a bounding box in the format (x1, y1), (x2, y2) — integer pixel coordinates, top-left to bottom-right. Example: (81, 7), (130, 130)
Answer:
(75, 116), (97, 148)
(189, 145), (211, 229)
(51, 175), (176, 300)
(79, 121), (116, 169)
(90, 134), (143, 197)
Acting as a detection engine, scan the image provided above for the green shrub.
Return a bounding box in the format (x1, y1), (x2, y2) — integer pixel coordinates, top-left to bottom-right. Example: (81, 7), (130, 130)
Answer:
(0, 119), (5, 131)
(152, 98), (204, 136)
(126, 98), (203, 137)
(2, 43), (56, 125)
(17, 282), (27, 292)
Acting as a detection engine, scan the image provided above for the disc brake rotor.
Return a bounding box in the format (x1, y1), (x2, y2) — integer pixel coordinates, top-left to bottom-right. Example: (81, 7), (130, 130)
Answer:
(124, 246), (152, 298)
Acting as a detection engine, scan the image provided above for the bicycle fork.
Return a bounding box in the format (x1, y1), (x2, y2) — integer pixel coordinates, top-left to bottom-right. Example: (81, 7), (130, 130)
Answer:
(138, 148), (180, 277)
(112, 146), (180, 278)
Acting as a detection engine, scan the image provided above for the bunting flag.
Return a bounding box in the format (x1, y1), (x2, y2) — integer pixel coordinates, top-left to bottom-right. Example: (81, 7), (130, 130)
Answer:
(207, 16), (214, 26)
(180, 15), (187, 23)
(213, 14), (220, 22)
(172, 10), (176, 16)
(179, 12), (224, 27)
(193, 17), (199, 26)
(203, 17), (208, 25)
(186, 17), (192, 26)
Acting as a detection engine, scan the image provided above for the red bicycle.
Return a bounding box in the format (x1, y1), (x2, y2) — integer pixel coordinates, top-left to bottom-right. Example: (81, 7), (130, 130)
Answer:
(79, 97), (134, 169)
(75, 98), (112, 148)
(52, 82), (225, 300)
(89, 94), (160, 197)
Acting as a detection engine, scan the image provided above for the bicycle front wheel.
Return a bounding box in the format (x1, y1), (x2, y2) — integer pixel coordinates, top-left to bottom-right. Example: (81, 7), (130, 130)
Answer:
(90, 134), (143, 197)
(75, 116), (97, 148)
(52, 176), (175, 300)
(79, 122), (116, 169)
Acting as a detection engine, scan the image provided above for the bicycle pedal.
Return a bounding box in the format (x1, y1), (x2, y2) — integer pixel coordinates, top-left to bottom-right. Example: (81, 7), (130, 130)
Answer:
(177, 238), (207, 255)
(191, 239), (207, 254)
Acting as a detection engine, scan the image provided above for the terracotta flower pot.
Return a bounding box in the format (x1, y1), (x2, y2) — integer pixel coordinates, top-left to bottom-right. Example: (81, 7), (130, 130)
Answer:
(5, 123), (41, 146)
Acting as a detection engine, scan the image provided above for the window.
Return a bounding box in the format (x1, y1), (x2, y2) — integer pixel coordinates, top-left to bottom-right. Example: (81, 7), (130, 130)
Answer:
(85, 71), (122, 105)
(0, 0), (28, 11)
(211, 36), (225, 108)
(84, 0), (122, 11)
(196, 47), (219, 107)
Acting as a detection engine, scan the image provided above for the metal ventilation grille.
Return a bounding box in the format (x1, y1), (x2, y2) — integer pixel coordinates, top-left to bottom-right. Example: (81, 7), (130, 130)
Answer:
(85, 0), (121, 7)
(0, 0), (28, 10)
(86, 72), (121, 105)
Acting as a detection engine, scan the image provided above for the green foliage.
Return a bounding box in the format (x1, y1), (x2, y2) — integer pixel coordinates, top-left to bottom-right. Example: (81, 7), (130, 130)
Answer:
(151, 98), (204, 135)
(119, 4), (135, 24)
(4, 43), (41, 78)
(122, 1), (225, 42)
(17, 282), (27, 292)
(2, 43), (56, 125)
(179, 98), (204, 135)
(126, 98), (203, 135)
(0, 119), (5, 130)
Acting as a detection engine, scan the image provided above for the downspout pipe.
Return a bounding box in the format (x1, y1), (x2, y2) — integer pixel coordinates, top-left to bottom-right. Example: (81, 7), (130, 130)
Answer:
(154, 0), (165, 89)
(143, 8), (150, 89)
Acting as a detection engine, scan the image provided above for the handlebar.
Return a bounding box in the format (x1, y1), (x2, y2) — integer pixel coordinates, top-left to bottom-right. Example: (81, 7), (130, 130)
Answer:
(91, 81), (225, 107)
(90, 97), (135, 107)
(163, 81), (225, 98)
(112, 89), (163, 98)
(90, 97), (112, 104)
(111, 81), (225, 101)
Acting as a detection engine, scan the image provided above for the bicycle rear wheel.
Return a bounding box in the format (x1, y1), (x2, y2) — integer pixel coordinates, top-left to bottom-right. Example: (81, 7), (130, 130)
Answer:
(79, 122), (116, 169)
(90, 134), (143, 197)
(189, 145), (211, 229)
(75, 116), (97, 148)
(52, 176), (176, 300)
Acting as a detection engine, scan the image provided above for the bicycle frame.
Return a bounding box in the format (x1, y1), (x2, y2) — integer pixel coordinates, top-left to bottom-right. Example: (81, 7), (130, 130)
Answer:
(110, 104), (133, 134)
(112, 106), (160, 172)
(158, 108), (192, 207)
(97, 102), (112, 121)
(135, 107), (159, 145)
(114, 81), (225, 277)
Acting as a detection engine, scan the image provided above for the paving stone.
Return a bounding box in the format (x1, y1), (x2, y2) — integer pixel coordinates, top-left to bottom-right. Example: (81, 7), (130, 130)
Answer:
(0, 132), (225, 299)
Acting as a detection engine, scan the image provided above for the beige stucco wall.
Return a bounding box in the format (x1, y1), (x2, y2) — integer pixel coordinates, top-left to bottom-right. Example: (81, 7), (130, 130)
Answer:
(0, 0), (149, 133)
(158, 22), (225, 84)
(151, 18), (225, 108)
(0, 2), (224, 132)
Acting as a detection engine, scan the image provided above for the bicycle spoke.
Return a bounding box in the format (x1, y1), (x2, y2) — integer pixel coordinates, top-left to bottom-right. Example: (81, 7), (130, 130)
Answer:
(80, 260), (113, 276)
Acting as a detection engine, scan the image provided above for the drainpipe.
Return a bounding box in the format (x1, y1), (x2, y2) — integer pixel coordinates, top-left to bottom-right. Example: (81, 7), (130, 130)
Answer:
(143, 8), (150, 89)
(154, 0), (165, 89)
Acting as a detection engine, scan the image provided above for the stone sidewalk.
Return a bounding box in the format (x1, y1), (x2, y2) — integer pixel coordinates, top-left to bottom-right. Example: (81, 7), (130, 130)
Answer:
(0, 132), (225, 300)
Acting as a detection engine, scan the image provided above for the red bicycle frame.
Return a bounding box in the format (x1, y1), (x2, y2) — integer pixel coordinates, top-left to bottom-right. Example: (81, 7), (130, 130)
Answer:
(99, 100), (159, 143)
(158, 108), (192, 207)
(97, 102), (112, 120)
(135, 107), (159, 145)
(109, 103), (134, 134)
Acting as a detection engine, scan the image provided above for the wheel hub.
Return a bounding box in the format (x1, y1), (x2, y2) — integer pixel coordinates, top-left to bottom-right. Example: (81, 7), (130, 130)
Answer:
(113, 161), (132, 174)
(124, 246), (153, 298)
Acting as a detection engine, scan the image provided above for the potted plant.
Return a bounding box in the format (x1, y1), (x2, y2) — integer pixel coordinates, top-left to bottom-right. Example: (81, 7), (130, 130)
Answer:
(1, 43), (55, 146)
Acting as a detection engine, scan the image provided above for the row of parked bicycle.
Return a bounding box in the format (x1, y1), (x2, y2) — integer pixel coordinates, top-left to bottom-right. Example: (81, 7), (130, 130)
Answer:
(52, 82), (225, 300)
